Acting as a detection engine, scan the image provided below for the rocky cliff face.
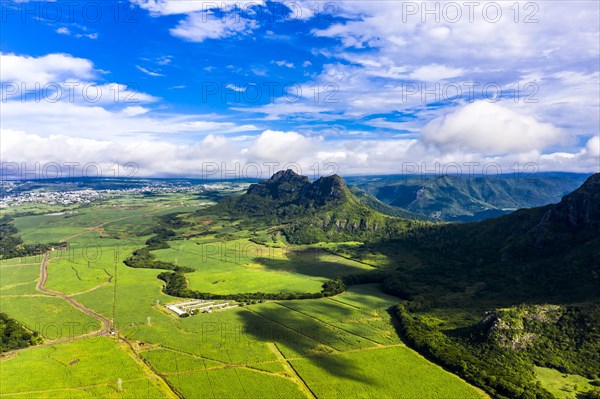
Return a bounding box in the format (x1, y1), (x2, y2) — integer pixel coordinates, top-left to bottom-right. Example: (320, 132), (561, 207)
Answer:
(541, 173), (600, 229)
(246, 169), (311, 202)
(246, 169), (349, 208)
(298, 174), (349, 207)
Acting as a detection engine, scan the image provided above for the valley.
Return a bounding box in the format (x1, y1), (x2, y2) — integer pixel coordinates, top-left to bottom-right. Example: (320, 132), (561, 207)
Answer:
(3, 2), (598, 397)
(0, 172), (598, 399)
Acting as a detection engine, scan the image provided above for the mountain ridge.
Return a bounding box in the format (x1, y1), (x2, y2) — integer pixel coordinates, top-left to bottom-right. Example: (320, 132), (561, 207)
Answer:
(381, 172), (600, 303)
(540, 173), (600, 229)
(350, 173), (590, 222)
(212, 169), (424, 243)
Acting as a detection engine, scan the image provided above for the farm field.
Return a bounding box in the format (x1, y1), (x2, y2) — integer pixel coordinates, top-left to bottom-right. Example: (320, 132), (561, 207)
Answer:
(0, 337), (173, 398)
(44, 237), (144, 296)
(290, 346), (485, 399)
(0, 254), (45, 266)
(0, 243), (104, 341)
(0, 263), (40, 295)
(0, 296), (101, 340)
(153, 238), (373, 295)
(12, 206), (160, 244)
(1, 194), (487, 398)
(534, 367), (597, 399)
(165, 367), (307, 399)
(125, 290), (484, 398)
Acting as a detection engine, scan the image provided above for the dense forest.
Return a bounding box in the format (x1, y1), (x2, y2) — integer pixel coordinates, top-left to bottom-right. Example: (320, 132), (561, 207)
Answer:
(0, 312), (41, 353)
(394, 304), (600, 399)
(0, 218), (53, 259)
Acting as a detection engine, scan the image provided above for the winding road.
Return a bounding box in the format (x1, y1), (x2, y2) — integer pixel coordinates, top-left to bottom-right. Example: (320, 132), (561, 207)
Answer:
(0, 252), (112, 358)
(31, 214), (155, 339)
(1, 214), (154, 356)
(36, 251), (112, 337)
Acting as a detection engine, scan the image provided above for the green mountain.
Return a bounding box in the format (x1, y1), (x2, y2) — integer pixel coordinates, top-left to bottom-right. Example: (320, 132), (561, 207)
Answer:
(350, 173), (590, 222)
(137, 171), (599, 398)
(382, 173), (600, 304)
(343, 174), (600, 398)
(215, 169), (426, 244)
(348, 186), (432, 221)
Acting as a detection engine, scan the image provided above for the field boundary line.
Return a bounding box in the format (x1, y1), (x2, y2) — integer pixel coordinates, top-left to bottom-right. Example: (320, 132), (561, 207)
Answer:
(120, 338), (181, 399)
(326, 295), (398, 318)
(243, 308), (340, 352)
(0, 263), (40, 268)
(57, 214), (143, 243)
(321, 248), (377, 269)
(70, 281), (110, 297)
(250, 343), (408, 364)
(267, 342), (317, 399)
(0, 377), (150, 397)
(0, 333), (106, 359)
(242, 364), (296, 380)
(291, 343), (406, 360)
(275, 302), (384, 347)
(152, 345), (231, 366)
(325, 296), (362, 310)
(0, 279), (39, 291)
(159, 363), (292, 379)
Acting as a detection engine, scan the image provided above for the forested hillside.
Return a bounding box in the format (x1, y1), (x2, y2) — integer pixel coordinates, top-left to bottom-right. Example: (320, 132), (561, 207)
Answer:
(349, 173), (589, 221)
(210, 169), (430, 243)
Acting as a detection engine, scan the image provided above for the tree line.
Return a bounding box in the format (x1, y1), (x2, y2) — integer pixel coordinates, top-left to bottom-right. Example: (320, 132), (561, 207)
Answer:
(0, 312), (41, 353)
(0, 218), (54, 259)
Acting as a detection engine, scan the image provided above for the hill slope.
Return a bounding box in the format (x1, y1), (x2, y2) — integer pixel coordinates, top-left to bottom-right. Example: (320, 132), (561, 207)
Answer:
(348, 186), (432, 221)
(350, 174), (600, 399)
(350, 173), (589, 222)
(381, 173), (600, 304)
(214, 170), (426, 243)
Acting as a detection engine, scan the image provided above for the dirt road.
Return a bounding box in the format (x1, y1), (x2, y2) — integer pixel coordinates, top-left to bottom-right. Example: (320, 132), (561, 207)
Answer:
(36, 252), (112, 336)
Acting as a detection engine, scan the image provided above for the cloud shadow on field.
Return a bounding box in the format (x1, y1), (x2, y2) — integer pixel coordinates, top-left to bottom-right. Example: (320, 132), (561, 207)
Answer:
(237, 305), (378, 385)
(252, 248), (373, 280)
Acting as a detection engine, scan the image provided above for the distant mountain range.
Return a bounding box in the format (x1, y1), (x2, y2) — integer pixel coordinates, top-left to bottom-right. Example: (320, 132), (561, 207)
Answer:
(347, 173), (590, 222)
(5, 173), (589, 224)
(213, 170), (600, 397)
(221, 170), (599, 300)
(386, 173), (600, 303)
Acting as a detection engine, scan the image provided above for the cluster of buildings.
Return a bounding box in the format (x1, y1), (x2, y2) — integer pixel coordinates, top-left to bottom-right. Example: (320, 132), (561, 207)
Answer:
(0, 189), (101, 208)
(0, 179), (249, 209)
(202, 183), (249, 191)
(166, 300), (239, 317)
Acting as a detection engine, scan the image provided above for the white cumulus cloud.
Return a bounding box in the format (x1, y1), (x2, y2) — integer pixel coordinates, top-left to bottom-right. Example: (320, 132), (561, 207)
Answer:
(0, 52), (95, 84)
(421, 101), (567, 154)
(170, 12), (257, 42)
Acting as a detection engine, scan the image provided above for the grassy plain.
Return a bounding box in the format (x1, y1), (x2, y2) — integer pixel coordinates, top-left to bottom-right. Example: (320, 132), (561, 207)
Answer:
(153, 237), (373, 295)
(0, 194), (487, 399)
(0, 337), (171, 398)
(534, 367), (597, 399)
(290, 346), (485, 399)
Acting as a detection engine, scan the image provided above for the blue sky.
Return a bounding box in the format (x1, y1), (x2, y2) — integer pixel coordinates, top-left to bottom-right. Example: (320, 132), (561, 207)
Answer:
(1, 0), (599, 178)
